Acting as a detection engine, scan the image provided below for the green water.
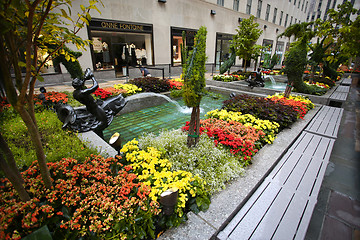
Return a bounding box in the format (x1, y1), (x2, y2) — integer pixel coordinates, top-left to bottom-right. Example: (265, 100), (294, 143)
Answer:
(264, 81), (287, 90)
(103, 95), (227, 144)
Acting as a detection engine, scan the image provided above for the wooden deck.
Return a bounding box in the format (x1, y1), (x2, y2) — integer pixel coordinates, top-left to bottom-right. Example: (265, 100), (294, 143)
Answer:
(216, 106), (343, 240)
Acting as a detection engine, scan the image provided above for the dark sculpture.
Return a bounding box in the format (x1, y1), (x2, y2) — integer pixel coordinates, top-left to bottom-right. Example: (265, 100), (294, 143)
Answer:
(245, 68), (265, 89)
(56, 68), (127, 137)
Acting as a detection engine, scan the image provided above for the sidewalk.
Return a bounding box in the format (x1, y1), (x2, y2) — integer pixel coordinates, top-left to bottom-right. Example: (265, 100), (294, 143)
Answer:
(305, 74), (360, 240)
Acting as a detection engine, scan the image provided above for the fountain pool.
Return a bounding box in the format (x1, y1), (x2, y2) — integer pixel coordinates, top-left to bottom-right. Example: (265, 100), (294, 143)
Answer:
(103, 94), (227, 144)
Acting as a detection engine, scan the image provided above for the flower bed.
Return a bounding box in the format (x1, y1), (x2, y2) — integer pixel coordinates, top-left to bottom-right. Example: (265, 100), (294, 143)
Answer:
(0, 90), (315, 239)
(212, 74), (245, 82)
(0, 156), (160, 239)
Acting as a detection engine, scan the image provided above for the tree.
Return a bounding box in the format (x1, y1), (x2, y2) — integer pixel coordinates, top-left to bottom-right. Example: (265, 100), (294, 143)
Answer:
(278, 22), (316, 97)
(0, 0), (102, 200)
(316, 2), (360, 67)
(182, 26), (207, 147)
(231, 15), (263, 73)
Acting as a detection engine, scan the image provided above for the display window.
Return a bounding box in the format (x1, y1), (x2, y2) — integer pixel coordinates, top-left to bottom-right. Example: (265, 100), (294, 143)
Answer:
(215, 33), (233, 71)
(171, 27), (197, 66)
(275, 41), (284, 65)
(261, 39), (273, 68)
(89, 19), (153, 77)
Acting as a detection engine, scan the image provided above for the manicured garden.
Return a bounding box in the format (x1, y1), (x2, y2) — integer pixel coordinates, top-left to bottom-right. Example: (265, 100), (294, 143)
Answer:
(0, 79), (315, 239)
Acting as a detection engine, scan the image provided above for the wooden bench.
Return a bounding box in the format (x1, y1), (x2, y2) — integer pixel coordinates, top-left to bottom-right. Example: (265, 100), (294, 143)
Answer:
(340, 77), (352, 86)
(328, 85), (350, 107)
(217, 106), (343, 240)
(304, 105), (343, 138)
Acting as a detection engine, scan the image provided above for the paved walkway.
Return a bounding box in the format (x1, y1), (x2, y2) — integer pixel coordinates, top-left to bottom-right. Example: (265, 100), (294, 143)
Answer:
(305, 74), (360, 240)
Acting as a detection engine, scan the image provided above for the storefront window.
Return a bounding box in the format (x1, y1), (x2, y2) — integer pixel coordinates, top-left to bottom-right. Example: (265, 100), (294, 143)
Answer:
(261, 39), (273, 68)
(215, 33), (233, 71)
(171, 27), (197, 66)
(275, 41), (284, 65)
(89, 19), (153, 77)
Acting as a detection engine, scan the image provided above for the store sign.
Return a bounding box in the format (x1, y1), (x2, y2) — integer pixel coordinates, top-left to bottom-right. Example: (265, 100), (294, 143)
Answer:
(90, 19), (152, 33)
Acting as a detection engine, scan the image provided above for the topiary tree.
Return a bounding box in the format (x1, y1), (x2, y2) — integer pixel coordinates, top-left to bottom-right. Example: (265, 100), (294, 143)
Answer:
(231, 15), (263, 73)
(182, 26), (207, 147)
(52, 45), (84, 79)
(220, 46), (236, 74)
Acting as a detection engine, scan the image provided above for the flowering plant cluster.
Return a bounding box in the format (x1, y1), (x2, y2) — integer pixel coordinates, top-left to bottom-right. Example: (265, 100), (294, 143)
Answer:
(34, 91), (68, 107)
(213, 74), (239, 82)
(113, 83), (142, 96)
(267, 93), (315, 119)
(102, 87), (127, 96)
(0, 155), (160, 240)
(139, 130), (244, 193)
(0, 97), (11, 112)
(206, 109), (279, 145)
(223, 94), (299, 130)
(304, 81), (330, 89)
(92, 88), (113, 99)
(183, 119), (263, 165)
(120, 139), (210, 228)
(168, 79), (184, 90)
(262, 70), (282, 75)
(129, 77), (171, 93)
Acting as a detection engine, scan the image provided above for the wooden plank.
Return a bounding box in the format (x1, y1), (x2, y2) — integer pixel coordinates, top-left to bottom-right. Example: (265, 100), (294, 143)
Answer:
(217, 182), (272, 240)
(274, 137), (334, 239)
(336, 85), (350, 92)
(340, 77), (352, 86)
(305, 106), (343, 138)
(226, 184), (282, 240)
(218, 183), (281, 240)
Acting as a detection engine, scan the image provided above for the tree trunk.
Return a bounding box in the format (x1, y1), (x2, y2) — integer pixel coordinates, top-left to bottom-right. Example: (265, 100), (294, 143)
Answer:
(309, 65), (315, 84)
(187, 106), (200, 147)
(16, 105), (52, 189)
(0, 134), (30, 201)
(284, 82), (293, 98)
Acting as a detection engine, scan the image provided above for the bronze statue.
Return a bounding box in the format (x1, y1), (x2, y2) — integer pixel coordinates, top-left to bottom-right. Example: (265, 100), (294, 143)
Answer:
(56, 68), (127, 138)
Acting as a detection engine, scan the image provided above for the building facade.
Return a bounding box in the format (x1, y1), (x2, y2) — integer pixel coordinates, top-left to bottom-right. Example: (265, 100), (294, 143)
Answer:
(43, 0), (356, 81)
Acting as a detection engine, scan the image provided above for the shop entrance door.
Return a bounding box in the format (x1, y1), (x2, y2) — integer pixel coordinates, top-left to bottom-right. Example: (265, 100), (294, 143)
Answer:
(112, 43), (128, 77)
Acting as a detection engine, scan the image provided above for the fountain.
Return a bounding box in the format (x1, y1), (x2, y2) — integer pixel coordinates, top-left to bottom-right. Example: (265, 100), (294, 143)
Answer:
(103, 94), (226, 143)
(125, 92), (193, 114)
(263, 75), (287, 90)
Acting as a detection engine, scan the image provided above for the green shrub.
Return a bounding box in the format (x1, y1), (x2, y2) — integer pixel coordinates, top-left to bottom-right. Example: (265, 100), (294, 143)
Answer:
(0, 109), (98, 170)
(129, 77), (171, 93)
(222, 94), (298, 130)
(138, 129), (244, 193)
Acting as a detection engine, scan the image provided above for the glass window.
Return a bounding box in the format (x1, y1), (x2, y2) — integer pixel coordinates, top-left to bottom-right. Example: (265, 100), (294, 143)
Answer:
(273, 8), (277, 23)
(305, 1), (308, 12)
(290, 16), (293, 25)
(265, 4), (270, 21)
(246, 0), (252, 14)
(171, 28), (197, 66)
(233, 0), (240, 11)
(294, 0), (296, 5)
(257, 0), (262, 18)
(301, 0), (305, 11)
(90, 30), (153, 76)
(285, 14), (289, 27)
(215, 33), (233, 71)
(217, 0), (224, 6)
(279, 11), (283, 25)
(275, 41), (284, 65)
(298, 0), (301, 8)
(261, 39), (273, 68)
